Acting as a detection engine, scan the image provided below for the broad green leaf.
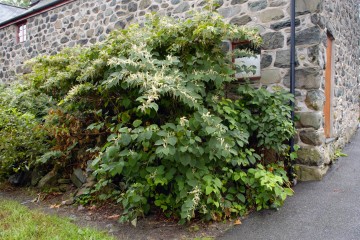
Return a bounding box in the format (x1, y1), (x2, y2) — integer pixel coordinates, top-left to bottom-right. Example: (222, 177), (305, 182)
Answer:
(133, 119), (142, 127)
(205, 126), (217, 134)
(167, 136), (177, 146)
(236, 193), (246, 203)
(205, 186), (213, 195)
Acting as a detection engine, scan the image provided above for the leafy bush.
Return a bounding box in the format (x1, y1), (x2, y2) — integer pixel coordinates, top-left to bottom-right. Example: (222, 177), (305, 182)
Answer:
(0, 84), (51, 179)
(23, 9), (295, 223)
(91, 86), (295, 224)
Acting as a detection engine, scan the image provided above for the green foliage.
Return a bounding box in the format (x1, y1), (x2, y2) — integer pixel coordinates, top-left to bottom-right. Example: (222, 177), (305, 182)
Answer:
(333, 149), (348, 159)
(0, 199), (114, 240)
(245, 164), (293, 211)
(91, 86), (295, 223)
(236, 85), (295, 153)
(0, 84), (51, 178)
(0, 83), (52, 117)
(21, 9), (295, 224)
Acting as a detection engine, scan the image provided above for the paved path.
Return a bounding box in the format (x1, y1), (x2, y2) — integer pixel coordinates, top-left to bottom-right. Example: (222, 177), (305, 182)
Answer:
(219, 130), (360, 240)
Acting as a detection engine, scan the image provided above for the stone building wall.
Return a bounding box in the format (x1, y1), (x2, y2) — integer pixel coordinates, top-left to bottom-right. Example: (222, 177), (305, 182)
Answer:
(322, 0), (360, 146)
(0, 0), (358, 180)
(0, 0), (322, 85)
(294, 0), (360, 181)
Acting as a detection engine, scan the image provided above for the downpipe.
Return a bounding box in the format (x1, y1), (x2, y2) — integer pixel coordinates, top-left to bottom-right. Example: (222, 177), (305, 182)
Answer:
(288, 0), (296, 185)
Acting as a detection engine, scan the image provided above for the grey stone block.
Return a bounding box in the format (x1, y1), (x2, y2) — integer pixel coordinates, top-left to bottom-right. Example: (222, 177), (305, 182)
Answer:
(284, 68), (321, 89)
(296, 146), (324, 166)
(270, 18), (300, 31)
(260, 68), (281, 84)
(290, 0), (322, 16)
(287, 26), (322, 46)
(261, 32), (284, 50)
(259, 8), (284, 23)
(70, 168), (87, 188)
(128, 2), (138, 12)
(298, 111), (322, 129)
(299, 129), (325, 146)
(269, 0), (287, 7)
(173, 2), (190, 14)
(139, 0), (151, 10)
(295, 164), (329, 181)
(274, 49), (299, 68)
(38, 169), (58, 188)
(231, 0), (248, 5)
(260, 54), (272, 68)
(248, 0), (267, 12)
(305, 90), (325, 111)
(218, 6), (242, 18)
(230, 15), (252, 26)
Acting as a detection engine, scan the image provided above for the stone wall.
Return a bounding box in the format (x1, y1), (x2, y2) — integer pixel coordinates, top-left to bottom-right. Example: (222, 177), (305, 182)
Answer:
(295, 0), (360, 181)
(0, 0), (358, 180)
(323, 0), (360, 146)
(0, 0), (321, 85)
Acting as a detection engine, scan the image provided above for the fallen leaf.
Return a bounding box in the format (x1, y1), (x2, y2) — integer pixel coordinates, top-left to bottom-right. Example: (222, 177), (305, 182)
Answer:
(88, 205), (97, 211)
(131, 218), (137, 227)
(234, 219), (242, 225)
(50, 204), (61, 209)
(107, 214), (120, 220)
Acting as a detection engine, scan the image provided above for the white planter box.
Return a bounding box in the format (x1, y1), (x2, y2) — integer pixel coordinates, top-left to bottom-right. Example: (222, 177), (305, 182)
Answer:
(235, 55), (261, 79)
(221, 40), (261, 80)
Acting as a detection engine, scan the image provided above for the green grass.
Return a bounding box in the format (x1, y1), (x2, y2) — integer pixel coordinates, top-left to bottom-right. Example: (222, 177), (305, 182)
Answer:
(0, 199), (114, 240)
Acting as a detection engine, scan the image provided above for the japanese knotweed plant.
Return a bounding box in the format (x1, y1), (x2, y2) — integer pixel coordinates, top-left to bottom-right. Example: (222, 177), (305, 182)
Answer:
(24, 9), (295, 224)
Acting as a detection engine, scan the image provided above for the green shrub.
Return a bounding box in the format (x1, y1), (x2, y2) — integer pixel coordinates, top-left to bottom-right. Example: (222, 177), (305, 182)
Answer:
(23, 9), (295, 223)
(91, 86), (295, 223)
(0, 84), (51, 179)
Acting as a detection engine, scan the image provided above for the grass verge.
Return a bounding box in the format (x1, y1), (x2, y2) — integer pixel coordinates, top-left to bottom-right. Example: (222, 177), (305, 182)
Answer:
(0, 199), (114, 240)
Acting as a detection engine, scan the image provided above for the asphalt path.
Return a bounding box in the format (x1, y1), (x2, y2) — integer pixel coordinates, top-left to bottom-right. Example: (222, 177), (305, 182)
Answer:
(218, 130), (360, 240)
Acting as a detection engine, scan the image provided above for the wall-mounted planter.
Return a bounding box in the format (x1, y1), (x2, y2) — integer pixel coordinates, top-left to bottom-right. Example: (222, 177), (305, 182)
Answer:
(234, 54), (261, 79)
(221, 40), (261, 80)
